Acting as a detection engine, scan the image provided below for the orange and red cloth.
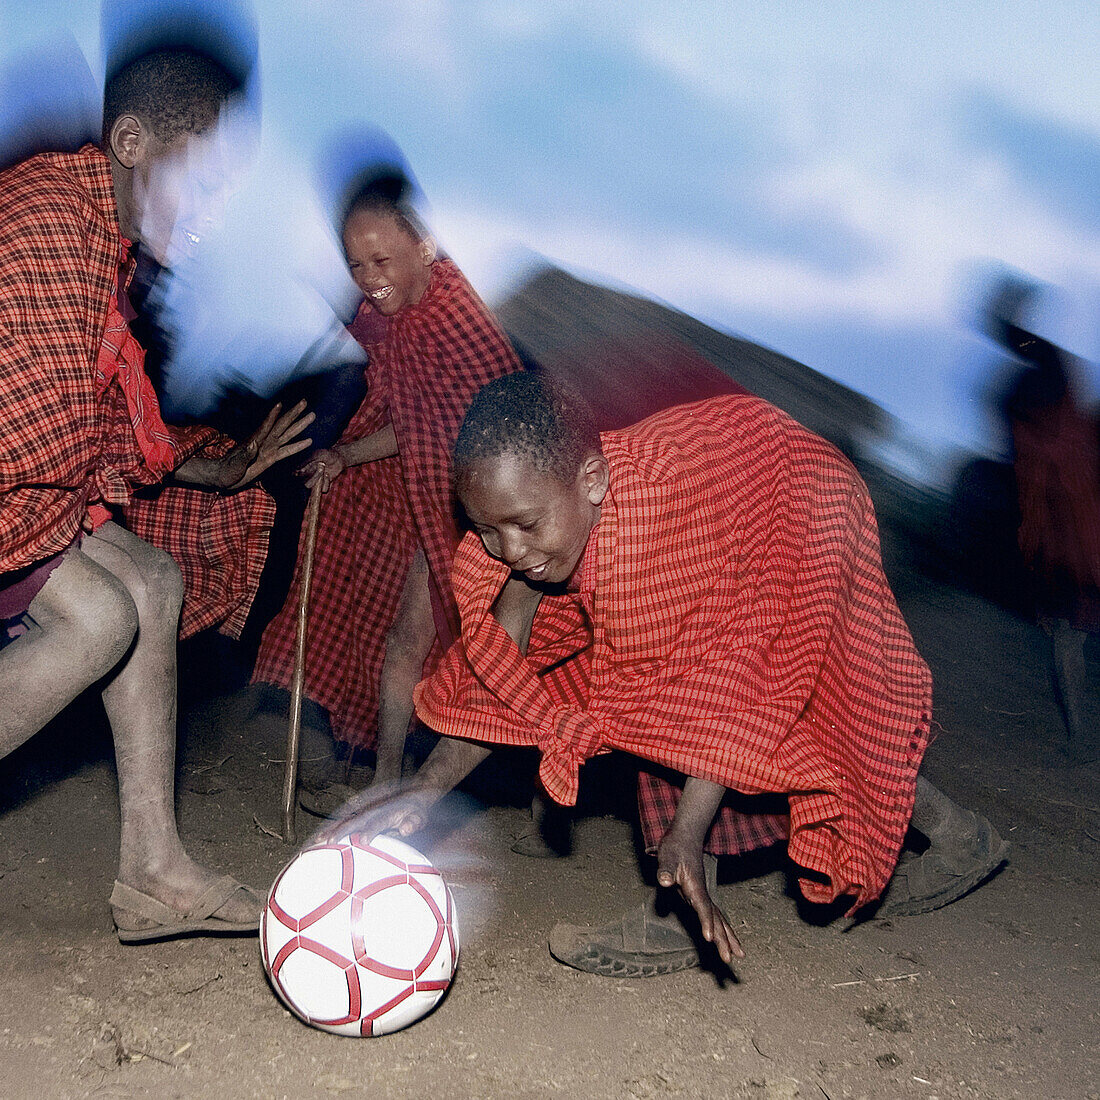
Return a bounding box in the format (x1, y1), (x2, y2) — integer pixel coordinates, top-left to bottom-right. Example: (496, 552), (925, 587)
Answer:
(415, 395), (933, 909)
(252, 259), (520, 745)
(0, 146), (272, 638)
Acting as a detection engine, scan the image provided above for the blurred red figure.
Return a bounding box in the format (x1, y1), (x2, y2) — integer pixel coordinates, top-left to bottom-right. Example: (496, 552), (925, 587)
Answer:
(0, 47), (313, 941)
(992, 279), (1100, 760)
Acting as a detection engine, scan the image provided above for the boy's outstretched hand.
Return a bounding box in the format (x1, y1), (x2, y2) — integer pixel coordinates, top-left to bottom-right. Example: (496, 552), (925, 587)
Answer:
(176, 400), (315, 490)
(656, 832), (744, 965)
(314, 783), (434, 846)
(657, 775), (745, 966)
(313, 737), (493, 846)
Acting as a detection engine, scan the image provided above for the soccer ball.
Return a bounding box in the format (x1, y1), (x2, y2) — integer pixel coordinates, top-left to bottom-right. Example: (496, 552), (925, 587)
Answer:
(261, 832), (459, 1036)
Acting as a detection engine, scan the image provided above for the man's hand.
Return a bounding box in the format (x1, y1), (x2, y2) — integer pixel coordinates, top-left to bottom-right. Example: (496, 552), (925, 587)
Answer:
(176, 400), (314, 490)
(656, 829), (744, 965)
(224, 400), (315, 489)
(299, 447), (346, 493)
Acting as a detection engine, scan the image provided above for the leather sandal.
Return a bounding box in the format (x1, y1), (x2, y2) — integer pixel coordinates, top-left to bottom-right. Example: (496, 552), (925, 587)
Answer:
(111, 877), (263, 944)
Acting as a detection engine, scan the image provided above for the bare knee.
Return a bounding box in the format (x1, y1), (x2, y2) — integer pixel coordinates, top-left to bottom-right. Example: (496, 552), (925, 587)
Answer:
(31, 563), (139, 678)
(127, 546), (185, 629)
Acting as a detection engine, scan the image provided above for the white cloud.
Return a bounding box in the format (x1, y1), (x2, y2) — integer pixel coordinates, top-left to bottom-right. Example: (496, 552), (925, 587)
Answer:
(436, 137), (1100, 354)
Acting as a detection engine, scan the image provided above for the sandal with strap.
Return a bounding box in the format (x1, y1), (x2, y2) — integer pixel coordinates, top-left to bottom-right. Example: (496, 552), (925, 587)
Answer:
(111, 876), (264, 944)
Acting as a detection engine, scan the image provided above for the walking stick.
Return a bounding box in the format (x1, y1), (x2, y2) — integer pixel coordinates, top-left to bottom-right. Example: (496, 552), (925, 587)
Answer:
(281, 480), (324, 843)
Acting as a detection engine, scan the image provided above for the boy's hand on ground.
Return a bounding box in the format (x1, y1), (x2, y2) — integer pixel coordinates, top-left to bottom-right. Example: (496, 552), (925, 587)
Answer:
(299, 447), (346, 492)
(657, 831), (745, 965)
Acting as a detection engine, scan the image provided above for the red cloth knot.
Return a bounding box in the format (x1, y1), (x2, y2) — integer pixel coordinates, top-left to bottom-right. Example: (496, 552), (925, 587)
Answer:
(536, 710), (603, 806)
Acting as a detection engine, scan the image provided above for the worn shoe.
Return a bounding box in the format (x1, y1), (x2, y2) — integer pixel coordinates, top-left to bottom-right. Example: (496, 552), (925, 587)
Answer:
(878, 811), (1010, 917)
(549, 855), (721, 977)
(549, 903), (702, 977)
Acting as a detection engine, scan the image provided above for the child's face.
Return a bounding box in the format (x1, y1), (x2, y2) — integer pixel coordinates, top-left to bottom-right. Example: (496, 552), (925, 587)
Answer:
(460, 451), (609, 585)
(343, 209), (433, 316)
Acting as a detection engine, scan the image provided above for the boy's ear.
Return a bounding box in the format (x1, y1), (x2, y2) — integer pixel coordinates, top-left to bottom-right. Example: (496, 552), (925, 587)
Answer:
(580, 453), (609, 506)
(420, 236), (437, 265)
(108, 114), (145, 170)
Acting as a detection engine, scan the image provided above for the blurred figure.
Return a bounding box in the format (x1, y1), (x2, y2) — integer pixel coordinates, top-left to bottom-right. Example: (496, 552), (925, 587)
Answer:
(989, 278), (1100, 760)
(251, 176), (521, 805)
(0, 44), (312, 940)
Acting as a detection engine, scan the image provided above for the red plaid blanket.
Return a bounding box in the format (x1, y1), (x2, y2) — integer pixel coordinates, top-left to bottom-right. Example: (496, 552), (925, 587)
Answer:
(0, 146), (272, 638)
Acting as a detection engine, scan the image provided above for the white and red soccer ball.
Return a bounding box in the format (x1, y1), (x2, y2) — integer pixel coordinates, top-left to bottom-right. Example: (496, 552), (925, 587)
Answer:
(261, 832), (459, 1037)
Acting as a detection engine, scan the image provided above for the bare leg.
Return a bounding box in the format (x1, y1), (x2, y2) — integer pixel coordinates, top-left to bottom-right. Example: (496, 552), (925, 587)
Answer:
(0, 549), (137, 758)
(9, 523), (257, 928)
(1046, 618), (1092, 756)
(512, 791), (573, 858)
(373, 549), (436, 787)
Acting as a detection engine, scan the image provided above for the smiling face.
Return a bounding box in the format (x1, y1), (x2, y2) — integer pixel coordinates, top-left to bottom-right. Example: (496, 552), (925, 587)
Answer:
(132, 123), (238, 265)
(343, 207), (434, 316)
(108, 106), (245, 267)
(459, 450), (609, 586)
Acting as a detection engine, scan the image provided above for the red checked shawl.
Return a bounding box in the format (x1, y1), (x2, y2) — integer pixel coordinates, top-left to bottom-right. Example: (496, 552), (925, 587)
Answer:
(0, 146), (273, 638)
(415, 395), (933, 907)
(253, 259), (520, 745)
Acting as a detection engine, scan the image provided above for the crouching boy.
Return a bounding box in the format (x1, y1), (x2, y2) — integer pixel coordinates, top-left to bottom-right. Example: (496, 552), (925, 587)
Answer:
(342, 373), (1008, 976)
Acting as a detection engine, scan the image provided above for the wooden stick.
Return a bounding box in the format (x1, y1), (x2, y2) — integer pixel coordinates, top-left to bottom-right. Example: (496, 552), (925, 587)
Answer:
(281, 481), (324, 843)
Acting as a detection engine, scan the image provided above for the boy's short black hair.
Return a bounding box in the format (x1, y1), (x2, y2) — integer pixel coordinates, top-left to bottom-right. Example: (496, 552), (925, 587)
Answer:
(454, 372), (601, 484)
(341, 178), (430, 244)
(102, 46), (239, 146)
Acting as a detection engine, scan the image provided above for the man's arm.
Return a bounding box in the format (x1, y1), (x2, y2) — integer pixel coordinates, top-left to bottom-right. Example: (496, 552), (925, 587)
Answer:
(491, 572), (544, 655)
(320, 736), (492, 843)
(174, 401), (314, 490)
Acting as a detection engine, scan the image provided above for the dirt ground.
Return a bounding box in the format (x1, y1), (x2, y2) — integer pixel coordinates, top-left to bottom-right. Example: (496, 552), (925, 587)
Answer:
(1, 556), (1098, 1100)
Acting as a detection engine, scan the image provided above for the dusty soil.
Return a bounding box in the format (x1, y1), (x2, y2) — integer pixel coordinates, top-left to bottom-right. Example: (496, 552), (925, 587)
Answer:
(1, 563), (1098, 1100)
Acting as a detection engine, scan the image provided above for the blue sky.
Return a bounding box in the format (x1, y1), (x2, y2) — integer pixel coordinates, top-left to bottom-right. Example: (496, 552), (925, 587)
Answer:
(3, 1), (1099, 485)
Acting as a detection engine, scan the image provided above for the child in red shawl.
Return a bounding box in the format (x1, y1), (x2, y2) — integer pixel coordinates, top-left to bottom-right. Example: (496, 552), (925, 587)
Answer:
(253, 188), (520, 793)
(338, 373), (1009, 977)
